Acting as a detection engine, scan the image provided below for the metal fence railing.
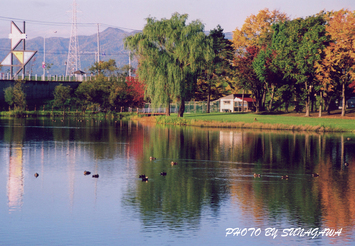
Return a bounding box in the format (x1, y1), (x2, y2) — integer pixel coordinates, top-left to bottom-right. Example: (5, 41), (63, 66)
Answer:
(0, 73), (92, 82)
(141, 101), (220, 114)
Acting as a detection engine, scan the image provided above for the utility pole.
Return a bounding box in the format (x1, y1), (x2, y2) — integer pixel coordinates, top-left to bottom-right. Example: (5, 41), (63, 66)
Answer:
(23, 21), (25, 77)
(97, 23), (100, 63)
(129, 51), (131, 77)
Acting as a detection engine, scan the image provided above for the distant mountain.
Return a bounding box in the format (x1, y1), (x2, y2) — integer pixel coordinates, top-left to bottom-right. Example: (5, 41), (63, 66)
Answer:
(0, 27), (138, 76)
(0, 28), (232, 76)
(224, 32), (233, 40)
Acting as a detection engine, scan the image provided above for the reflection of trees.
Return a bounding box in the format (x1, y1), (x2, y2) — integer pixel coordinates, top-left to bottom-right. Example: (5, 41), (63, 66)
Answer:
(128, 125), (230, 230)
(51, 119), (144, 160)
(227, 130), (355, 234)
(130, 125), (355, 233)
(2, 118), (355, 237)
(317, 136), (355, 242)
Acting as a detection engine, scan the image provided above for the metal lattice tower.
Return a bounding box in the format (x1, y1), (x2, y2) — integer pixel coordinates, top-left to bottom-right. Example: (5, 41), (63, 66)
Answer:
(66, 0), (81, 76)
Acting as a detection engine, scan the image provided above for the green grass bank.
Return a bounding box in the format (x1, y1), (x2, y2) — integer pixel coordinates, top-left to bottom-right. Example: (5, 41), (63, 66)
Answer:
(154, 112), (355, 132)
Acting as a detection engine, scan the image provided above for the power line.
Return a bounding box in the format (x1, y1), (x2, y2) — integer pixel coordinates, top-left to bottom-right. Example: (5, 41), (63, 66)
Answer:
(0, 15), (140, 32)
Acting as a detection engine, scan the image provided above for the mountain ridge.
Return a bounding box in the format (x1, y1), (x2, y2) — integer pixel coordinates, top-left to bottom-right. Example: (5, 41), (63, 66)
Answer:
(0, 28), (232, 76)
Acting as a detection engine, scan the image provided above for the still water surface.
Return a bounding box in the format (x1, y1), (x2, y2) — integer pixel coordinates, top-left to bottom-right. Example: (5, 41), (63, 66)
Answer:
(0, 118), (354, 246)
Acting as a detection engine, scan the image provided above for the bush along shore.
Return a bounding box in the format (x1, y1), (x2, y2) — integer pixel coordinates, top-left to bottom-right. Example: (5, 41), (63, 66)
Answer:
(1, 110), (354, 133)
(0, 109), (136, 121)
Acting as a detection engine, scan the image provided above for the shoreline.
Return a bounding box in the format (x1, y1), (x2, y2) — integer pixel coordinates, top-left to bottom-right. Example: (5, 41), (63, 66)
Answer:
(0, 109), (354, 133)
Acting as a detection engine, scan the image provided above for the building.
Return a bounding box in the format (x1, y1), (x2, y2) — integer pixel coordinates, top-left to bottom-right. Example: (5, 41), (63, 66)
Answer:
(218, 94), (255, 112)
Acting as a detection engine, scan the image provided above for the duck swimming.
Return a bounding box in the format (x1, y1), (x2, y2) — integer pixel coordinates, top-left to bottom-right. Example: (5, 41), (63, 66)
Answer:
(171, 162), (177, 166)
(92, 174), (99, 178)
(84, 170), (91, 175)
(34, 173), (39, 178)
(253, 173), (261, 178)
(160, 172), (167, 176)
(150, 156), (156, 160)
(312, 173), (319, 177)
(281, 175), (289, 179)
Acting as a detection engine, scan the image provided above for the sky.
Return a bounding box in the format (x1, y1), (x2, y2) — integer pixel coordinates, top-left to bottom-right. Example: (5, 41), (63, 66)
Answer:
(0, 0), (354, 39)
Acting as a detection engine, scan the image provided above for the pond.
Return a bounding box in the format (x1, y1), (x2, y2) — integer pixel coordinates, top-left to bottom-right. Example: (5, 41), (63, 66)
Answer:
(0, 117), (354, 246)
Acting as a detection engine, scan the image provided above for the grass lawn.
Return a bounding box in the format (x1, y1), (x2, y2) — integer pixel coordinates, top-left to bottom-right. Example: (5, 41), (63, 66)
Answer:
(170, 110), (355, 132)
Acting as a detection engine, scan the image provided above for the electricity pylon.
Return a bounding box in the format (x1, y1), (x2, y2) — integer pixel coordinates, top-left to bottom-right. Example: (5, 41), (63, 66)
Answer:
(65, 0), (81, 76)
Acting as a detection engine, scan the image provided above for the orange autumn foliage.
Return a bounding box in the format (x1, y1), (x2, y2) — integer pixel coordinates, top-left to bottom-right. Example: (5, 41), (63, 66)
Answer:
(315, 9), (355, 86)
(232, 8), (289, 54)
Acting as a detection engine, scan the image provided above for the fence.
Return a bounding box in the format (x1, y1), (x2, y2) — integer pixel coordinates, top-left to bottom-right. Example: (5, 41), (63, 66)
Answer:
(141, 101), (220, 114)
(0, 73), (92, 82)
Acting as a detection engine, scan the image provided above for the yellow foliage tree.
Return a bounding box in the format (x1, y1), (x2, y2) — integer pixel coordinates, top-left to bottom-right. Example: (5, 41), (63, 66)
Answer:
(232, 8), (288, 54)
(315, 9), (355, 116)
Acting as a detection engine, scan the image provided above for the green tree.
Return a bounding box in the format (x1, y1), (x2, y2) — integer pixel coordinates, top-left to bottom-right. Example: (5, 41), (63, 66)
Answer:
(89, 59), (118, 76)
(125, 13), (213, 117)
(201, 25), (234, 113)
(4, 80), (26, 110)
(271, 13), (329, 116)
(53, 84), (73, 109)
(75, 74), (112, 111)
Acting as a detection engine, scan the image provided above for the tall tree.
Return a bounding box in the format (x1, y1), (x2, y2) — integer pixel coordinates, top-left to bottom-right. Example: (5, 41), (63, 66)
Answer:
(199, 25), (234, 112)
(272, 13), (328, 116)
(315, 9), (355, 116)
(234, 46), (265, 112)
(125, 13), (213, 117)
(232, 9), (288, 112)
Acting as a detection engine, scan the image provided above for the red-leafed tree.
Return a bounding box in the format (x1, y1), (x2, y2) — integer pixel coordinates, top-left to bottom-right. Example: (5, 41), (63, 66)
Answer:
(126, 76), (145, 107)
(234, 46), (265, 112)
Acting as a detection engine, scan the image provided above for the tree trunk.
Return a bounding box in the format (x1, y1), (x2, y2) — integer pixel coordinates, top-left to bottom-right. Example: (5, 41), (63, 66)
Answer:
(341, 83), (346, 116)
(242, 90), (245, 112)
(319, 92), (322, 118)
(206, 80), (211, 113)
(305, 83), (310, 117)
(268, 85), (275, 112)
(178, 99), (185, 117)
(166, 103), (170, 116)
(305, 96), (310, 116)
(261, 88), (266, 111)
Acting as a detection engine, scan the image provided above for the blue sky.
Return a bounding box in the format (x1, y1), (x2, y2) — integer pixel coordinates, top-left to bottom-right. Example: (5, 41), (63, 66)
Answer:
(0, 0), (354, 39)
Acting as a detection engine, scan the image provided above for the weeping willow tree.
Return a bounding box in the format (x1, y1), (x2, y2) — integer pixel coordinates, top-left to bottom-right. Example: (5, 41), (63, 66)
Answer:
(124, 13), (213, 117)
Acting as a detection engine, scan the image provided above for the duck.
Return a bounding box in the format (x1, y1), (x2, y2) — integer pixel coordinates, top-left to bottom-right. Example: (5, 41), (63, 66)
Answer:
(344, 162), (349, 167)
(92, 174), (99, 178)
(84, 170), (91, 175)
(139, 174), (146, 178)
(34, 173), (39, 178)
(150, 156), (156, 160)
(311, 173), (319, 177)
(171, 161), (177, 166)
(160, 172), (167, 176)
(253, 173), (261, 178)
(281, 175), (289, 179)
(141, 176), (149, 182)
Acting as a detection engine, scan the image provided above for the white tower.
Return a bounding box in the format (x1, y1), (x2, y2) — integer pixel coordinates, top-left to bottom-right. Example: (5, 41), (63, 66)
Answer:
(66, 0), (81, 76)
